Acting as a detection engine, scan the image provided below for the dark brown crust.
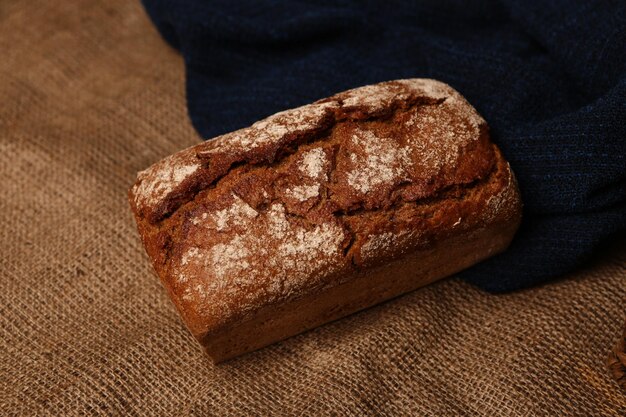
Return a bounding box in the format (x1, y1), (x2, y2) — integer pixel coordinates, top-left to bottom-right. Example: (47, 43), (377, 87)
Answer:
(128, 79), (523, 361)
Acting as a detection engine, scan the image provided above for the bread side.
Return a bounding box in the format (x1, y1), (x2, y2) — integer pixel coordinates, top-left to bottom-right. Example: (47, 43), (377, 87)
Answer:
(128, 79), (522, 361)
(201, 210), (520, 361)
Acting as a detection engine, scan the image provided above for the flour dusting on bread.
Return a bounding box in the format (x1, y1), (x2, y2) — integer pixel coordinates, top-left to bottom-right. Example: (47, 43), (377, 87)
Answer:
(346, 129), (412, 194)
(133, 153), (199, 209)
(299, 148), (327, 179)
(176, 201), (347, 321)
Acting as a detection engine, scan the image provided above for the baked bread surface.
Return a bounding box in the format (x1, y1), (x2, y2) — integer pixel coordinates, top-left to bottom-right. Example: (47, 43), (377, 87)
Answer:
(129, 79), (522, 361)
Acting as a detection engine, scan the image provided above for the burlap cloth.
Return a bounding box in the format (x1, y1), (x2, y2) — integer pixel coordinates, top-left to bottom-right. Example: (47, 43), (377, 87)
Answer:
(1, 1), (625, 415)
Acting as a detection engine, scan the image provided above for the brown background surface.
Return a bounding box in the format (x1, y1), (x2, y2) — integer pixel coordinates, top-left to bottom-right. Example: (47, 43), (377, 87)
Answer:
(1, 1), (624, 415)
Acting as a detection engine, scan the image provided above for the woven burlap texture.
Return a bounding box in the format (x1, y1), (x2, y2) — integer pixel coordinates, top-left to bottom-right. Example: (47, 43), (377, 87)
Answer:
(1, 1), (625, 415)
(608, 322), (626, 391)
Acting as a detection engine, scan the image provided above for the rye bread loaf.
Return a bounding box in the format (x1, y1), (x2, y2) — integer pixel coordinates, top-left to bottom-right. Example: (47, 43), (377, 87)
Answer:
(129, 79), (522, 362)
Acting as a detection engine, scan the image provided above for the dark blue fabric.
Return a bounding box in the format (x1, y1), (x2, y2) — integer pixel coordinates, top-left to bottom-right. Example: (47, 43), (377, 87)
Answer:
(141, 0), (626, 292)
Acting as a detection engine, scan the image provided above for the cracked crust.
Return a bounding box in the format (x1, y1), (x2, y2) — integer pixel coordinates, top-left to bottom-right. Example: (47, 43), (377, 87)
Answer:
(129, 79), (522, 362)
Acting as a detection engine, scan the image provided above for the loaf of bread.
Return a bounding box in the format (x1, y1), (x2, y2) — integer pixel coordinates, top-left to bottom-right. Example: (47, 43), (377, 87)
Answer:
(129, 79), (522, 362)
